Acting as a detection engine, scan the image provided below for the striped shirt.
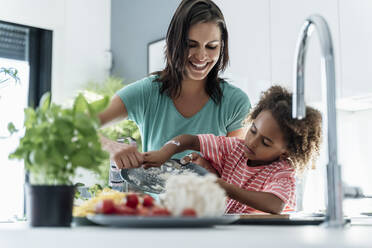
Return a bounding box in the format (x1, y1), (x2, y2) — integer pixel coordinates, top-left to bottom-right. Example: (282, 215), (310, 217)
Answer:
(198, 134), (296, 214)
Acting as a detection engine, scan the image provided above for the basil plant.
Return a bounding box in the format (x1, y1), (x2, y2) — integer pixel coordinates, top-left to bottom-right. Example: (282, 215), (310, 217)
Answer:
(8, 92), (109, 185)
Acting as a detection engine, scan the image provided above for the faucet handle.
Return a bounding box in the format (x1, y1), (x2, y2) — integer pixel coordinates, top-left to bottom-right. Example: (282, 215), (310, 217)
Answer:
(343, 184), (366, 198)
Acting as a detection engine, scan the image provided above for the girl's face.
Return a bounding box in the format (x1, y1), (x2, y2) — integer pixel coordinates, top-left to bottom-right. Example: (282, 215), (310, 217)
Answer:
(243, 110), (288, 164)
(185, 22), (222, 82)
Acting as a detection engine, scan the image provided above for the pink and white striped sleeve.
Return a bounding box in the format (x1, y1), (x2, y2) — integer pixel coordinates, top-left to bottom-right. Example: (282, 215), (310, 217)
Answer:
(263, 168), (296, 209)
(197, 134), (225, 173)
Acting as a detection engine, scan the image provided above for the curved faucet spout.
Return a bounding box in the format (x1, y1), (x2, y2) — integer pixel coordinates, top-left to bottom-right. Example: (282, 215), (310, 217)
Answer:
(292, 15), (344, 227)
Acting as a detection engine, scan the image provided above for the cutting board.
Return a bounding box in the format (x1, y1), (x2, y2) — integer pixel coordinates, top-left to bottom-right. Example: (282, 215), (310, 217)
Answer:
(238, 214), (290, 219)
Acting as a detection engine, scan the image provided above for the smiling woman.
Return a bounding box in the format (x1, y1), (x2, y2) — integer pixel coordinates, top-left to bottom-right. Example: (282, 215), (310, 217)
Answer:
(99, 0), (251, 174)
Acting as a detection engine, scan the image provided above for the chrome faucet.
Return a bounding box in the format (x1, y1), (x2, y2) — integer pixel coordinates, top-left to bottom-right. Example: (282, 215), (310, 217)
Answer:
(292, 15), (344, 227)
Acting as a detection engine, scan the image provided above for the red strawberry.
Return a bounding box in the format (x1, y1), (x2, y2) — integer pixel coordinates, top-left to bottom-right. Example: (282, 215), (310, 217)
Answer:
(115, 203), (137, 215)
(142, 195), (154, 208)
(126, 193), (139, 209)
(151, 207), (171, 216)
(95, 199), (115, 214)
(181, 208), (197, 217)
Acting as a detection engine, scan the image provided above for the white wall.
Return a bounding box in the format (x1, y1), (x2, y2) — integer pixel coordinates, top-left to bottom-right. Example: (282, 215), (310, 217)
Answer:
(111, 0), (180, 83)
(214, 0), (272, 105)
(0, 0), (111, 103)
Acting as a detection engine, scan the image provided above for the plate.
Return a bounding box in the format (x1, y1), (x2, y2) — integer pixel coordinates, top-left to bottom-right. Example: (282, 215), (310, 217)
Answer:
(87, 214), (238, 228)
(120, 159), (209, 194)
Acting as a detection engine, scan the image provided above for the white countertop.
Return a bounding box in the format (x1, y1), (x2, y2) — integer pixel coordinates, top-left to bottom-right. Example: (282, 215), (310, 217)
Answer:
(1, 221), (372, 248)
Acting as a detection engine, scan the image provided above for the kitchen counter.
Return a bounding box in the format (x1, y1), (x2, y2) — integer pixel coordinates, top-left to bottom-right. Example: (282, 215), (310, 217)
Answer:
(1, 221), (372, 248)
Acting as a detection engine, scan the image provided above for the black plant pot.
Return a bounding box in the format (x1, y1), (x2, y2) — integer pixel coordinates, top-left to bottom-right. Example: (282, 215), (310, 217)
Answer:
(26, 185), (75, 227)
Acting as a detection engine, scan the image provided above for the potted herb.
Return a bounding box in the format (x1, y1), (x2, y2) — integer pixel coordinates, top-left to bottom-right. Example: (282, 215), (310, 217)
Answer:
(8, 92), (109, 227)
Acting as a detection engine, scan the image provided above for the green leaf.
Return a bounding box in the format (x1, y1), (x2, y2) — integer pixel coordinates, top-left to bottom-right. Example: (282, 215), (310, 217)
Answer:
(88, 95), (109, 116)
(71, 151), (93, 168)
(7, 122), (18, 134)
(74, 114), (96, 136)
(24, 108), (36, 128)
(39, 92), (51, 113)
(73, 93), (89, 114)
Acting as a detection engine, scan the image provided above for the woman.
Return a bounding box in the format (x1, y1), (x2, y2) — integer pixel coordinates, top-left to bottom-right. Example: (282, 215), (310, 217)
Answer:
(99, 0), (250, 169)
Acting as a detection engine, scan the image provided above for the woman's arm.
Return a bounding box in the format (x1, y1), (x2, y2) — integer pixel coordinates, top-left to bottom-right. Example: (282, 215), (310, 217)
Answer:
(98, 95), (128, 127)
(143, 134), (200, 167)
(217, 179), (285, 214)
(227, 127), (246, 139)
(98, 95), (144, 169)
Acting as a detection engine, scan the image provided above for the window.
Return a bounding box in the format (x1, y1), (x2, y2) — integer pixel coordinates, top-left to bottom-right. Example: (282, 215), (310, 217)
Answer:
(0, 57), (29, 221)
(0, 21), (52, 221)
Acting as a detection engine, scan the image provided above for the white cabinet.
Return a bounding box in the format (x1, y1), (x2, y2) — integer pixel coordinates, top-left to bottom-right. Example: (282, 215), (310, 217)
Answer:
(270, 0), (341, 103)
(214, 0), (271, 105)
(338, 0), (372, 98)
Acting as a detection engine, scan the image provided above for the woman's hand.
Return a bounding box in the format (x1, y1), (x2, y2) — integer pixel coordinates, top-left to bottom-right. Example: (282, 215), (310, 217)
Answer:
(142, 150), (172, 168)
(101, 136), (144, 169)
(181, 152), (220, 176)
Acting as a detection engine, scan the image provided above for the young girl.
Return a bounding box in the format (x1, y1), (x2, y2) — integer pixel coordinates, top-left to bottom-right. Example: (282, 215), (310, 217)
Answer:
(143, 85), (322, 214)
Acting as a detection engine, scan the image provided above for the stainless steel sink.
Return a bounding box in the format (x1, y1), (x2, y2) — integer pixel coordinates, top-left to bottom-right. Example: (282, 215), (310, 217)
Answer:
(231, 213), (327, 226)
(350, 216), (372, 226)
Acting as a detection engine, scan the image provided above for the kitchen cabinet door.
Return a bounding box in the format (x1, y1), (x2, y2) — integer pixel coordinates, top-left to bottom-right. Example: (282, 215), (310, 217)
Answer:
(339, 0), (372, 98)
(270, 0), (341, 104)
(214, 0), (271, 105)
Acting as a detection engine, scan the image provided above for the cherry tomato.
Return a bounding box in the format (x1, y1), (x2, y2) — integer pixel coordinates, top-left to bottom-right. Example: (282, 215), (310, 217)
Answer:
(95, 199), (115, 214)
(126, 193), (139, 209)
(181, 208), (197, 217)
(142, 195), (154, 208)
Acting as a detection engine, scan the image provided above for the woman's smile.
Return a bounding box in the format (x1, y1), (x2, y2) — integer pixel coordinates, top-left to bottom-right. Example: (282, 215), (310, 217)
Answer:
(189, 61), (209, 70)
(188, 60), (211, 73)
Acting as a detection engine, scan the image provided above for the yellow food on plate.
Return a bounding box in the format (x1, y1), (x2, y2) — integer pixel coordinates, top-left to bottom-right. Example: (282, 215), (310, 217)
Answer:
(73, 188), (126, 217)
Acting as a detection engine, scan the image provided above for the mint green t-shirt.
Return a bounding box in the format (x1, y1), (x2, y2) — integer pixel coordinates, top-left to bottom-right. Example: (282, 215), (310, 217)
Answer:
(116, 75), (251, 159)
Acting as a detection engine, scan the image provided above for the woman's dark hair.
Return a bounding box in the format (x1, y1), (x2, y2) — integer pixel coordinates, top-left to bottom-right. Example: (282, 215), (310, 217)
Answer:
(246, 85), (323, 173)
(155, 0), (229, 104)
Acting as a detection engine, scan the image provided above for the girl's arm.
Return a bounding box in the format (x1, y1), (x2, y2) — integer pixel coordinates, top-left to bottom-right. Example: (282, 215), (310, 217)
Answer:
(217, 179), (285, 214)
(143, 134), (200, 167)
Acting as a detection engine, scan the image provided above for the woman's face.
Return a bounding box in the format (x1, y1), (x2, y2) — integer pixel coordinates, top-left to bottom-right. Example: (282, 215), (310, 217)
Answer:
(243, 110), (288, 164)
(185, 22), (222, 82)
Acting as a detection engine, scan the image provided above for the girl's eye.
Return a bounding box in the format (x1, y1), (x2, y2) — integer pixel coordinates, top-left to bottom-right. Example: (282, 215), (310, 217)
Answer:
(188, 44), (197, 48)
(262, 140), (270, 147)
(250, 128), (256, 134)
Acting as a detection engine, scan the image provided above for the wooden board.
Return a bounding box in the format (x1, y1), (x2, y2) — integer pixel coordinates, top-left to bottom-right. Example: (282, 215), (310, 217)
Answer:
(238, 214), (290, 219)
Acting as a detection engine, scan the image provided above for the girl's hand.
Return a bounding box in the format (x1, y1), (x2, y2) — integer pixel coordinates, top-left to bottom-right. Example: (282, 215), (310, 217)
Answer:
(216, 178), (229, 190)
(142, 150), (172, 168)
(181, 152), (220, 176)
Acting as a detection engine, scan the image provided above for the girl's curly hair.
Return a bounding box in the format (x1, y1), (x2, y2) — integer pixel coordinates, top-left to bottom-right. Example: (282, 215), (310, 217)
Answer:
(246, 85), (322, 173)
